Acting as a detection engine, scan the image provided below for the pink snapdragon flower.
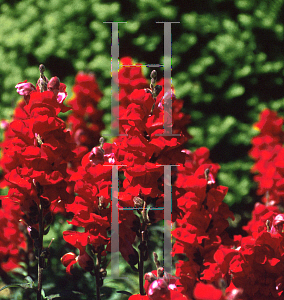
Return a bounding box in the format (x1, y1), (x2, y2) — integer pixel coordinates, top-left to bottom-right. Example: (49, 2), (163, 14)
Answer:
(15, 80), (36, 96)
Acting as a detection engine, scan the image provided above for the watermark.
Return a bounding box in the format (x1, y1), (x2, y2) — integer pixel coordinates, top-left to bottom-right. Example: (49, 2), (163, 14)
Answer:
(104, 21), (180, 137)
(104, 21), (180, 278)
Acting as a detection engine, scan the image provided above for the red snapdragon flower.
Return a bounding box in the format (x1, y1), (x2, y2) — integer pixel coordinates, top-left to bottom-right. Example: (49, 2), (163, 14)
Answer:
(61, 249), (94, 274)
(15, 81), (36, 99)
(0, 200), (27, 272)
(0, 72), (76, 260)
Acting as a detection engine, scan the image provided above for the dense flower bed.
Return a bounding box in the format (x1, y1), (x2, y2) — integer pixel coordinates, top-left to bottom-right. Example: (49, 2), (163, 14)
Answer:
(0, 59), (283, 300)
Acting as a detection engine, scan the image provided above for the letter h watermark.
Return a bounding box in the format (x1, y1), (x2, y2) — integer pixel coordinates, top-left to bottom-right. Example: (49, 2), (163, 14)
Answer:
(104, 21), (180, 278)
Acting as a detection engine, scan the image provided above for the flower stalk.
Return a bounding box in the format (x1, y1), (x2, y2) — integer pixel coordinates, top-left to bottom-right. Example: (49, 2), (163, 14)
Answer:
(37, 198), (44, 300)
(94, 247), (103, 300)
(138, 201), (149, 295)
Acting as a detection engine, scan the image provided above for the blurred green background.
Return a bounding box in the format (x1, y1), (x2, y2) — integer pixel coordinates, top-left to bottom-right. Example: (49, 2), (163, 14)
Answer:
(0, 0), (284, 298)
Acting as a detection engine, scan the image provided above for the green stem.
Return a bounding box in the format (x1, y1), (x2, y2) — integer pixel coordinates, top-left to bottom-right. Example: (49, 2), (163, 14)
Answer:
(37, 201), (44, 300)
(139, 231), (147, 295)
(139, 248), (145, 295)
(94, 253), (101, 300)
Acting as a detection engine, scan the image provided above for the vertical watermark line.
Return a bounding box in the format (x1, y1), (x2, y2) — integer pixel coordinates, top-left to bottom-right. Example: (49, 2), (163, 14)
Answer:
(111, 164), (119, 278)
(104, 22), (127, 138)
(162, 164), (179, 274)
(163, 22), (172, 136)
(156, 22), (180, 137)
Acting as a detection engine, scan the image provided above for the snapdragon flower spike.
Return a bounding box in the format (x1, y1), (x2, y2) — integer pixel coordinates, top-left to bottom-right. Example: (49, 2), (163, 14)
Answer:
(114, 61), (191, 217)
(223, 231), (284, 299)
(203, 110), (284, 298)
(62, 57), (236, 300)
(250, 109), (284, 205)
(62, 57), (193, 275)
(1, 64), (76, 222)
(205, 200), (284, 300)
(171, 148), (235, 298)
(66, 72), (104, 152)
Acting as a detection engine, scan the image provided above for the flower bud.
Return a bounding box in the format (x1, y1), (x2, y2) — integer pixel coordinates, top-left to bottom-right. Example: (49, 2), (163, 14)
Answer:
(61, 252), (77, 267)
(15, 81), (36, 96)
(99, 268), (107, 278)
(89, 146), (104, 165)
(73, 128), (88, 146)
(47, 76), (60, 92)
(133, 196), (144, 208)
(38, 64), (48, 92)
(271, 214), (284, 234)
(39, 64), (45, 74)
(98, 196), (106, 210)
(34, 133), (43, 146)
(61, 252), (77, 275)
(99, 136), (105, 147)
(150, 70), (157, 80)
(0, 120), (9, 130)
(204, 167), (215, 185)
(157, 267), (164, 278)
(77, 251), (94, 272)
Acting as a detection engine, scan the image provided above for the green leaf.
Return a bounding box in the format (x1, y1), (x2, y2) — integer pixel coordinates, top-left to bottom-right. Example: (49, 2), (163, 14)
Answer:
(10, 267), (28, 277)
(44, 226), (51, 235)
(225, 83), (245, 99)
(0, 282), (34, 292)
(25, 276), (34, 284)
(0, 276), (35, 293)
(117, 291), (133, 296)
